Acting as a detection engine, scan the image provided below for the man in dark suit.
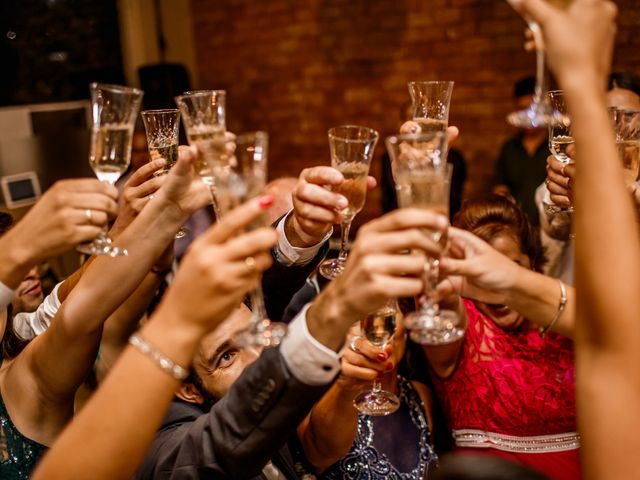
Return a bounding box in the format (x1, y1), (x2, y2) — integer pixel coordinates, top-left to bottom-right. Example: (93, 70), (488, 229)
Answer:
(135, 183), (446, 479)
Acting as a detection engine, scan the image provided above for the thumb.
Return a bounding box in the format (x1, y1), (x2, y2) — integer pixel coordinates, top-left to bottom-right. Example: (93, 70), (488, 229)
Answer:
(172, 146), (197, 176)
(448, 227), (490, 253)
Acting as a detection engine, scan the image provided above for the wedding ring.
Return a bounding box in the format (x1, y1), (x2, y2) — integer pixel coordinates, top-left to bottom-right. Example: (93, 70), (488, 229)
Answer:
(84, 209), (93, 224)
(244, 256), (257, 273)
(148, 194), (155, 202)
(350, 335), (361, 354)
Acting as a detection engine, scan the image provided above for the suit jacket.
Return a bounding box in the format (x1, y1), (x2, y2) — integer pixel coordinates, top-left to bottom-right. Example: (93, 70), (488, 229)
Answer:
(262, 232), (329, 323)
(135, 348), (332, 480)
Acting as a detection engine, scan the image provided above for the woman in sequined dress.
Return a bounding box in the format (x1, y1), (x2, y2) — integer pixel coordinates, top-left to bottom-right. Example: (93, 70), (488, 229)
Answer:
(427, 196), (579, 480)
(298, 317), (438, 479)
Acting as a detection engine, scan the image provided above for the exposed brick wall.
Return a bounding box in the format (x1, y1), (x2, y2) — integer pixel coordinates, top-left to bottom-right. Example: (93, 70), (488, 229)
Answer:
(191, 0), (640, 225)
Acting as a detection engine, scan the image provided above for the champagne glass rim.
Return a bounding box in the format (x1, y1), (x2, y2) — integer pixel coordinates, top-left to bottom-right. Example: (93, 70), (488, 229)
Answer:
(141, 108), (180, 115)
(328, 125), (378, 142)
(90, 82), (143, 96)
(385, 130), (446, 145)
(175, 89), (226, 99)
(408, 80), (455, 87)
(608, 106), (640, 115)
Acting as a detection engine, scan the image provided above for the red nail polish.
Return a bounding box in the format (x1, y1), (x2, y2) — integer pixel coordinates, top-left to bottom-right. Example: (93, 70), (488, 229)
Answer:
(386, 362), (394, 371)
(259, 195), (274, 208)
(377, 352), (387, 361)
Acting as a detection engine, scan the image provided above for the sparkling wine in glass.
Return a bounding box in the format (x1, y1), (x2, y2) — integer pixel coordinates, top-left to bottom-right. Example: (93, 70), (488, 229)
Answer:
(610, 108), (640, 186)
(385, 132), (464, 345)
(141, 108), (187, 239)
(214, 131), (287, 348)
(353, 299), (401, 416)
(408, 81), (453, 135)
(318, 125), (378, 280)
(547, 90), (574, 213)
(505, 0), (573, 128)
(175, 90), (227, 219)
(78, 83), (143, 257)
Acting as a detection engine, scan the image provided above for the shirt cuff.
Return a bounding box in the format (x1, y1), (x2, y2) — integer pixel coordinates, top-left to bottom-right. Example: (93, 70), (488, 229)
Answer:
(13, 282), (60, 340)
(0, 281), (14, 311)
(275, 212), (331, 266)
(280, 303), (341, 386)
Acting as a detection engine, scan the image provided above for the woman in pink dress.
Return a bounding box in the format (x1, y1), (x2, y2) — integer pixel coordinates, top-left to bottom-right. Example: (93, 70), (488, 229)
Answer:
(425, 196), (579, 480)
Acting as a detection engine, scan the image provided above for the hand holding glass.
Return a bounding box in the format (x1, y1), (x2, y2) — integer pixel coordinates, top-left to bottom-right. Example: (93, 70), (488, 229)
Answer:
(213, 131), (287, 347)
(78, 83), (143, 257)
(141, 108), (187, 238)
(175, 90), (227, 219)
(385, 132), (464, 345)
(353, 299), (401, 416)
(610, 108), (640, 186)
(318, 125), (378, 280)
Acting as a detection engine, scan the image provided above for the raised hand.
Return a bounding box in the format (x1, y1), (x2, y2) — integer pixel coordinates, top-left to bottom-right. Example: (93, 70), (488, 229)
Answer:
(546, 155), (575, 208)
(286, 166), (376, 247)
(158, 195), (277, 334)
(513, 0), (617, 89)
(0, 179), (118, 286)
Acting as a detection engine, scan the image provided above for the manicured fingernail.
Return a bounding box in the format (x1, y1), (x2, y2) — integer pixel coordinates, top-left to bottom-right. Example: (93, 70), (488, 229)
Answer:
(377, 352), (388, 361)
(259, 195), (274, 208)
(386, 362), (394, 371)
(336, 196), (348, 209)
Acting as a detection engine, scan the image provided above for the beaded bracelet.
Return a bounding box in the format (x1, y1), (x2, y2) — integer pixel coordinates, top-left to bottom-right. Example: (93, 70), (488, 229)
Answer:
(539, 280), (567, 338)
(129, 334), (189, 380)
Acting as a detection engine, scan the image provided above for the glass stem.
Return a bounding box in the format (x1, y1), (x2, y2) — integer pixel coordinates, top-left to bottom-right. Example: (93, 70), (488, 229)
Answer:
(338, 220), (352, 263)
(530, 22), (547, 104)
(208, 185), (222, 221)
(420, 257), (440, 315)
(372, 376), (382, 393)
(249, 283), (268, 332)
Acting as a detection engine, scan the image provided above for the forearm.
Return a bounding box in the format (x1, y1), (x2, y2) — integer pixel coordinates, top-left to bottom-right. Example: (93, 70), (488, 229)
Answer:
(32, 312), (203, 480)
(564, 77), (640, 349)
(298, 383), (359, 472)
(0, 230), (38, 289)
(502, 268), (574, 338)
(306, 282), (358, 352)
(62, 201), (182, 334)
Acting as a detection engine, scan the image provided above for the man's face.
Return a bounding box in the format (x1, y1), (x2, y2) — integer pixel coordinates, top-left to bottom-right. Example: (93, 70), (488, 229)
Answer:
(191, 306), (262, 402)
(11, 267), (43, 314)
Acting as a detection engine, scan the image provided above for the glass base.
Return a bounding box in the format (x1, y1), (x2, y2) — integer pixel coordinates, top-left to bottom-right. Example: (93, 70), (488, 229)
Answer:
(507, 103), (568, 129)
(404, 309), (464, 345)
(233, 321), (288, 348)
(319, 257), (346, 280)
(77, 235), (128, 257)
(353, 388), (400, 416)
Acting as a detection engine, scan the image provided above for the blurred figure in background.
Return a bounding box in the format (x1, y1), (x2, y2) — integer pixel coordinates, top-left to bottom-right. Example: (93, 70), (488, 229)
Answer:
(494, 76), (550, 226)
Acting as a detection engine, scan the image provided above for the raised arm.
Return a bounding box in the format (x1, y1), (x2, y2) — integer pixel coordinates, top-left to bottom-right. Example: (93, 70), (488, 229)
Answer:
(517, 0), (639, 478)
(32, 197), (278, 480)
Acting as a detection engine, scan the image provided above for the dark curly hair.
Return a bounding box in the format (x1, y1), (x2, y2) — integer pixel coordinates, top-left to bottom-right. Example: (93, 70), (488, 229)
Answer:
(453, 195), (546, 272)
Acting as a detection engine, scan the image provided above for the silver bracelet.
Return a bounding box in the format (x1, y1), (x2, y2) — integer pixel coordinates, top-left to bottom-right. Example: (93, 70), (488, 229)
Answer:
(129, 334), (189, 380)
(540, 280), (567, 338)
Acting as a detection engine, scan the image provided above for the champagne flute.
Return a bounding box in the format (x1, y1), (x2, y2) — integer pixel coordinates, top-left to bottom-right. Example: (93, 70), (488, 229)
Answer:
(141, 108), (187, 239)
(318, 125), (379, 280)
(214, 131), (287, 347)
(408, 81), (454, 134)
(353, 299), (401, 416)
(385, 132), (464, 345)
(505, 0), (573, 128)
(547, 90), (574, 213)
(174, 90), (227, 219)
(77, 83), (143, 257)
(610, 108), (640, 186)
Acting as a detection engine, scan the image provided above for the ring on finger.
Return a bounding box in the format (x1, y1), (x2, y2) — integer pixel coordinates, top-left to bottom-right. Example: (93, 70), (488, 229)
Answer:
(84, 209), (93, 225)
(148, 194), (155, 202)
(350, 335), (361, 354)
(244, 256), (258, 274)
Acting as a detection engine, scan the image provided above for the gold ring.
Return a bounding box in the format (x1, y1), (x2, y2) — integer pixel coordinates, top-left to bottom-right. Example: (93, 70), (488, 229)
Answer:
(350, 335), (361, 353)
(244, 256), (257, 273)
(85, 209), (93, 224)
